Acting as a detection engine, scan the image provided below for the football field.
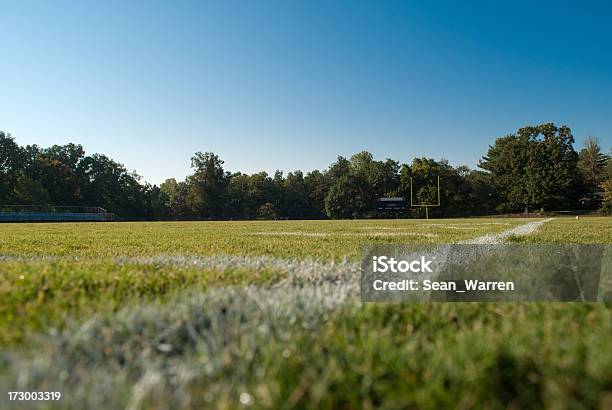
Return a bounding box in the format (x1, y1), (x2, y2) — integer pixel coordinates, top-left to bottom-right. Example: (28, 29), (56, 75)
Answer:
(1, 217), (611, 409)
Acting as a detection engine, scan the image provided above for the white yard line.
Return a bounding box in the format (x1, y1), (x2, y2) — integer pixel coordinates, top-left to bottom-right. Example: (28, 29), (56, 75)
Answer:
(248, 231), (330, 237)
(116, 254), (358, 286)
(247, 231), (438, 238)
(459, 218), (554, 245)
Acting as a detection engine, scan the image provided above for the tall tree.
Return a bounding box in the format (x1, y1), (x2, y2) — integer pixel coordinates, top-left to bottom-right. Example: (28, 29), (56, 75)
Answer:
(283, 171), (309, 218)
(463, 170), (497, 215)
(304, 170), (327, 218)
(600, 148), (612, 214)
(30, 143), (85, 205)
(578, 136), (609, 193)
(480, 123), (580, 212)
(79, 154), (149, 217)
(186, 152), (228, 218)
(325, 174), (363, 218)
(11, 172), (50, 205)
(0, 132), (26, 203)
(160, 178), (188, 218)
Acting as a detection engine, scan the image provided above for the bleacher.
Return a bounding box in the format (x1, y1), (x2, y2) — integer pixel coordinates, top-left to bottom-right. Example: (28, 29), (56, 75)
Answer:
(0, 205), (116, 222)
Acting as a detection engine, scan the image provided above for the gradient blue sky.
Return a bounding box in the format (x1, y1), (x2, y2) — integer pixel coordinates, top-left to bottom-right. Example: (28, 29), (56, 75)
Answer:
(2, 1), (611, 184)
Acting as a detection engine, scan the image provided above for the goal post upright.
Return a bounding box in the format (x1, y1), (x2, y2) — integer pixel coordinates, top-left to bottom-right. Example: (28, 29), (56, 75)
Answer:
(409, 175), (441, 219)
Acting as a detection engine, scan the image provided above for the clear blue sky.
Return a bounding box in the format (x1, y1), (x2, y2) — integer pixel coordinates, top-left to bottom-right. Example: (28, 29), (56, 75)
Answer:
(2, 1), (611, 184)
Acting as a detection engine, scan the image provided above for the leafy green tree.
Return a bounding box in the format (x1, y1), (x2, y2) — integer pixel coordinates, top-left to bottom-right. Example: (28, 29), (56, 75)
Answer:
(530, 124), (580, 209)
(283, 171), (310, 218)
(600, 149), (612, 214)
(186, 152), (228, 218)
(600, 180), (612, 215)
(349, 152), (378, 208)
(324, 174), (362, 218)
(145, 184), (168, 220)
(480, 123), (580, 212)
(0, 127), (596, 220)
(479, 133), (532, 212)
(225, 171), (279, 219)
(578, 136), (609, 193)
(408, 158), (441, 205)
(225, 173), (252, 218)
(12, 172), (49, 205)
(304, 170), (327, 218)
(29, 144), (85, 206)
(0, 132), (26, 203)
(79, 154), (149, 217)
(463, 170), (497, 215)
(377, 159), (401, 197)
(329, 151), (400, 218)
(160, 178), (188, 218)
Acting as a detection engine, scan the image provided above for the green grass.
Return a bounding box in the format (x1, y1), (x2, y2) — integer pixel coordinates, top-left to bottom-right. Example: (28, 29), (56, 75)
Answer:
(3, 290), (610, 409)
(223, 303), (611, 409)
(0, 260), (285, 346)
(0, 219), (524, 260)
(1, 217), (611, 409)
(0, 218), (523, 346)
(508, 216), (612, 244)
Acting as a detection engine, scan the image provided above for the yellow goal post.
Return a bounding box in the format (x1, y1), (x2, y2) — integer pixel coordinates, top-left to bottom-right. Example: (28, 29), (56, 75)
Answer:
(409, 176), (441, 219)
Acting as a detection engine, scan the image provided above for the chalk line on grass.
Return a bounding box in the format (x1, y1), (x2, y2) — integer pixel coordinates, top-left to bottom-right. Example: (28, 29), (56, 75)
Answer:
(248, 231), (329, 237)
(247, 231), (438, 238)
(349, 232), (438, 237)
(460, 218), (554, 245)
(115, 254), (358, 286)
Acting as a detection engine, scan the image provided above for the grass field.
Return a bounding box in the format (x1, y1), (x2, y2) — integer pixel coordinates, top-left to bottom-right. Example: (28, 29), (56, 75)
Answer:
(0, 219), (527, 259)
(1, 217), (611, 409)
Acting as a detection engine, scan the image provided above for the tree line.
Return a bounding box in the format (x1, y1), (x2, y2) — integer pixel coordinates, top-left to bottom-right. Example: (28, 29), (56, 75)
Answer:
(1, 123), (610, 219)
